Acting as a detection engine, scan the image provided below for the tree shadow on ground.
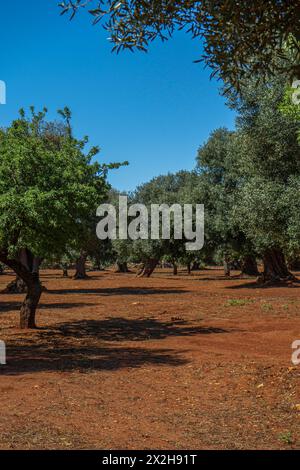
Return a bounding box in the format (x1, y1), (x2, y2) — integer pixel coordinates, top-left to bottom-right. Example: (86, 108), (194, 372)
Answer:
(2, 318), (230, 375)
(149, 275), (237, 281)
(41, 317), (229, 342)
(4, 344), (189, 375)
(47, 287), (188, 296)
(0, 301), (99, 314)
(226, 280), (300, 289)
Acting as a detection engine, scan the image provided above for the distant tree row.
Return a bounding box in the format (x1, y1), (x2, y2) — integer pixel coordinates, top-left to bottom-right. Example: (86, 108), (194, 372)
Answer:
(0, 67), (299, 330)
(102, 74), (300, 282)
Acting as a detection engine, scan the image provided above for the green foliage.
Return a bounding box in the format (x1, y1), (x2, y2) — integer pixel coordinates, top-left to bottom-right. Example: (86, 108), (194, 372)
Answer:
(103, 171), (206, 266)
(59, 1), (300, 88)
(261, 302), (273, 312)
(129, 171), (201, 263)
(91, 75), (299, 273)
(196, 127), (257, 263)
(230, 77), (300, 257)
(280, 86), (300, 120)
(225, 299), (254, 307)
(0, 108), (109, 261)
(278, 431), (294, 446)
(279, 84), (300, 143)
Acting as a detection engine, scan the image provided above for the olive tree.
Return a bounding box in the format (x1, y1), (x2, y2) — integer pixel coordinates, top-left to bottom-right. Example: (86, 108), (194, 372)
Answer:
(0, 108), (109, 328)
(59, 1), (300, 88)
(230, 77), (300, 282)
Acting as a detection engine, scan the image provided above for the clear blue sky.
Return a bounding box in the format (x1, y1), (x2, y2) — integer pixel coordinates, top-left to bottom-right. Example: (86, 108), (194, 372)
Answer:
(0, 0), (235, 191)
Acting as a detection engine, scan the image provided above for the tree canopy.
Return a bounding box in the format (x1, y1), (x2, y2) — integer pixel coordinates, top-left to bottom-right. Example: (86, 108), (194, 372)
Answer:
(120, 74), (300, 280)
(0, 107), (111, 327)
(59, 0), (300, 88)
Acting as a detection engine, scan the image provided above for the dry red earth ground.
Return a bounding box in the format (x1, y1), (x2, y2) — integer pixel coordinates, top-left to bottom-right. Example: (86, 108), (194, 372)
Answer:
(0, 268), (300, 450)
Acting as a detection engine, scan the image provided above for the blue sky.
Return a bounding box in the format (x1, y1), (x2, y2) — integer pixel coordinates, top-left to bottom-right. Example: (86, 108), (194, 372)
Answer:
(0, 0), (235, 191)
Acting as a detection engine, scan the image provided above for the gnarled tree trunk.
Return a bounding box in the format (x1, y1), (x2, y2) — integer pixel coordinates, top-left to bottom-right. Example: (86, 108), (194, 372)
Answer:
(0, 249), (42, 329)
(3, 250), (43, 294)
(287, 258), (300, 271)
(240, 255), (259, 276)
(172, 262), (178, 275)
(137, 258), (159, 278)
(191, 261), (200, 271)
(3, 276), (27, 294)
(115, 262), (129, 273)
(32, 256), (42, 275)
(223, 255), (231, 277)
(20, 273), (42, 329)
(187, 262), (191, 275)
(93, 262), (101, 271)
(74, 252), (88, 279)
(258, 248), (296, 284)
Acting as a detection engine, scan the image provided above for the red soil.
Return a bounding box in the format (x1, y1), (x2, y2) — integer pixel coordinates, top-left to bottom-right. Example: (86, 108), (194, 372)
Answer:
(0, 268), (299, 449)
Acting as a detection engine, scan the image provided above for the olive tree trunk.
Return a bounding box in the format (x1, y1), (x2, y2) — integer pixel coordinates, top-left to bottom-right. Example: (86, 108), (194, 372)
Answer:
(19, 273), (42, 329)
(0, 249), (42, 329)
(116, 262), (129, 273)
(74, 252), (88, 279)
(287, 258), (300, 271)
(137, 259), (159, 278)
(191, 261), (200, 271)
(3, 276), (27, 294)
(223, 255), (231, 277)
(240, 255), (259, 276)
(3, 250), (42, 294)
(258, 248), (296, 284)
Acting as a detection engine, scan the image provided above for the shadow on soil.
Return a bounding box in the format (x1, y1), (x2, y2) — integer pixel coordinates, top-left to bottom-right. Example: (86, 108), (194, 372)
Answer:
(47, 287), (188, 296)
(47, 317), (228, 341)
(0, 301), (99, 314)
(2, 318), (229, 375)
(226, 280), (300, 289)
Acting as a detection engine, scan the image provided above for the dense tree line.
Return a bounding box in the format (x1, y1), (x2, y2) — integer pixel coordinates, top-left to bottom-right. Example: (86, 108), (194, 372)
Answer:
(0, 74), (299, 330)
(99, 74), (300, 282)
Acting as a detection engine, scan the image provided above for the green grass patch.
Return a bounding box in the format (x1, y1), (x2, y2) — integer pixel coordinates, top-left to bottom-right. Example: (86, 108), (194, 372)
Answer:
(260, 302), (273, 312)
(224, 298), (254, 307)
